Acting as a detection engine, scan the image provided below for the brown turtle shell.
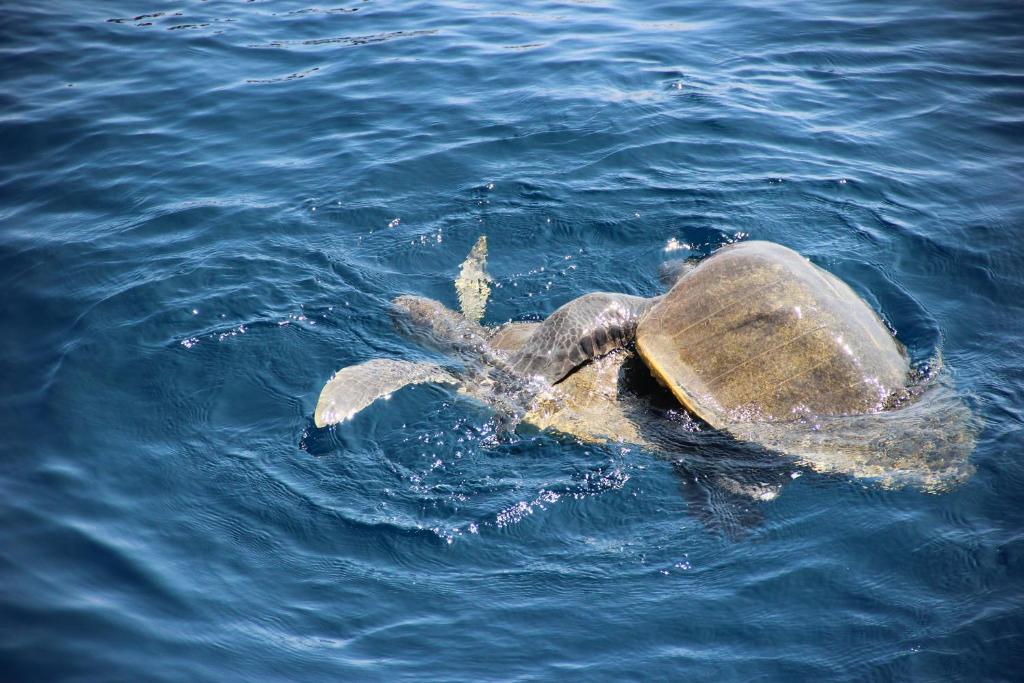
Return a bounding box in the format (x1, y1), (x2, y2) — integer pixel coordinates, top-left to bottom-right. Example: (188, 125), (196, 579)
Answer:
(636, 241), (910, 428)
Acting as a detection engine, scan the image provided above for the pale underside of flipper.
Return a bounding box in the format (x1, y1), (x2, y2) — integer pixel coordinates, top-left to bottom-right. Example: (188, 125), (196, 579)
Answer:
(314, 359), (458, 427)
(455, 235), (491, 324)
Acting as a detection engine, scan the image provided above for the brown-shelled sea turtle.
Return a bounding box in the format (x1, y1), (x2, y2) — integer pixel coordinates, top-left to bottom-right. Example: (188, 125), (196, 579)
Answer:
(314, 237), (976, 496)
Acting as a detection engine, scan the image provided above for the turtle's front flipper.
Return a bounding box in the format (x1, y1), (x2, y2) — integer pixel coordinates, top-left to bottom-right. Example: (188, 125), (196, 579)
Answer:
(510, 292), (657, 384)
(455, 235), (491, 323)
(314, 359), (458, 427)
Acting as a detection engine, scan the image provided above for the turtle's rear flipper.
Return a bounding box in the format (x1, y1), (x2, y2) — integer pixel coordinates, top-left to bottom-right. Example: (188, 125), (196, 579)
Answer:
(314, 359), (458, 428)
(510, 292), (656, 384)
(672, 461), (784, 539)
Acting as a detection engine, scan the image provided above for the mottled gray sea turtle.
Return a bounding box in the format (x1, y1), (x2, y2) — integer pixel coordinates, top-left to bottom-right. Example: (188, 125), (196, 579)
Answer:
(314, 237), (975, 495)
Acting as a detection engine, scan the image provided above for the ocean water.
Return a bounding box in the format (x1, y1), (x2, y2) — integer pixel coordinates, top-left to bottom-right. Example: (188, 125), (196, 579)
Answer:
(2, 0), (1023, 679)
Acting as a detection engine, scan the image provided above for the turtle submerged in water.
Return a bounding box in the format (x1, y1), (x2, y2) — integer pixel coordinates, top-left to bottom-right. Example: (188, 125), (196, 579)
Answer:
(314, 237), (976, 498)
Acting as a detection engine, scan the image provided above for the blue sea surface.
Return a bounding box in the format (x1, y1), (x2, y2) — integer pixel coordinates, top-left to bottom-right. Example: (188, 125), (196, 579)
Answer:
(2, 0), (1023, 680)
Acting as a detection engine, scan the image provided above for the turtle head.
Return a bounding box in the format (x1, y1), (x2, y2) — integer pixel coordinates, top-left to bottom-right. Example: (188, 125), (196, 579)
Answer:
(391, 295), (487, 356)
(392, 295), (447, 331)
(658, 257), (702, 288)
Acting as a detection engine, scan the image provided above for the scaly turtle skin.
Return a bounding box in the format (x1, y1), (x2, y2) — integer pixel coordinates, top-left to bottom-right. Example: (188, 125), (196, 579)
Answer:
(508, 292), (654, 384)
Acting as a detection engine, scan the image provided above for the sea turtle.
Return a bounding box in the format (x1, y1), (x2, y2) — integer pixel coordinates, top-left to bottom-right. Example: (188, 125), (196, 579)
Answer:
(314, 237), (976, 495)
